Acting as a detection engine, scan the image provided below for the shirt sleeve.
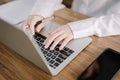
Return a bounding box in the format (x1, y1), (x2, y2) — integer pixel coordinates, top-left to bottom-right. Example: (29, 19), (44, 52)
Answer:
(68, 13), (120, 39)
(30, 0), (64, 18)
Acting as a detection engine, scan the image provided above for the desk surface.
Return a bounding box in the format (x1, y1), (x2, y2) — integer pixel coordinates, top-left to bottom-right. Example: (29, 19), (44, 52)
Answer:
(0, 2), (120, 80)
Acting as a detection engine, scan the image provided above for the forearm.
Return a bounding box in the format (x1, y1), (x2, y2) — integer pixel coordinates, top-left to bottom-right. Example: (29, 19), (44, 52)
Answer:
(68, 13), (120, 39)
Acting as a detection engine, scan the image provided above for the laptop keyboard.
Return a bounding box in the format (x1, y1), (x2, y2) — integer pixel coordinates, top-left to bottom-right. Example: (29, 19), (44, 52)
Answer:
(34, 32), (74, 69)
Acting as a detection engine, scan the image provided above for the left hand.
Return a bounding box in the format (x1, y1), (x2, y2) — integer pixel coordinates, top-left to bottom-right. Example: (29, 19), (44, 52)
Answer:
(44, 24), (74, 50)
(22, 15), (45, 35)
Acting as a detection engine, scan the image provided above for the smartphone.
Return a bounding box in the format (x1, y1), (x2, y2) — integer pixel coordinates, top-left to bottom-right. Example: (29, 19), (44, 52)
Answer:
(77, 48), (120, 80)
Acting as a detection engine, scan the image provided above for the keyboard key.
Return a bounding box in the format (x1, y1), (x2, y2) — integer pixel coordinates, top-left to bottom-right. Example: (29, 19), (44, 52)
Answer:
(41, 48), (44, 52)
(55, 47), (59, 51)
(41, 45), (45, 49)
(56, 58), (64, 63)
(54, 62), (60, 67)
(46, 53), (52, 57)
(43, 51), (47, 54)
(40, 38), (44, 43)
(58, 54), (67, 60)
(49, 64), (56, 69)
(51, 55), (56, 59)
(68, 50), (74, 54)
(35, 32), (46, 40)
(46, 57), (50, 61)
(49, 60), (55, 64)
(64, 47), (69, 51)
(60, 50), (71, 56)
(56, 44), (61, 47)
(60, 50), (66, 55)
(50, 50), (55, 53)
(38, 42), (42, 46)
(44, 55), (47, 58)
(54, 52), (59, 55)
(35, 36), (40, 40)
(60, 50), (64, 53)
(49, 64), (53, 67)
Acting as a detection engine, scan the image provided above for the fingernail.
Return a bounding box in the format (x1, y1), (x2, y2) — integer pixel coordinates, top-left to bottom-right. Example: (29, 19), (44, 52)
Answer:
(59, 47), (63, 50)
(31, 31), (34, 35)
(44, 45), (48, 49)
(25, 25), (29, 29)
(50, 47), (54, 50)
(43, 42), (45, 45)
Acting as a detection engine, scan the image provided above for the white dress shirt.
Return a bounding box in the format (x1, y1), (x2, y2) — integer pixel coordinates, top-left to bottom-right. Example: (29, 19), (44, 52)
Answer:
(31, 0), (120, 39)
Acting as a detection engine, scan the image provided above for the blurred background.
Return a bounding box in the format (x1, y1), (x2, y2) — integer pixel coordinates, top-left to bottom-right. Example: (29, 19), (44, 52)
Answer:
(0, 0), (73, 8)
(0, 0), (11, 5)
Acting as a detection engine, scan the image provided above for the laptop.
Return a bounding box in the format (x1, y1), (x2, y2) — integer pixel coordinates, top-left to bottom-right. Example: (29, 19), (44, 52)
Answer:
(0, 18), (92, 75)
(0, 0), (92, 76)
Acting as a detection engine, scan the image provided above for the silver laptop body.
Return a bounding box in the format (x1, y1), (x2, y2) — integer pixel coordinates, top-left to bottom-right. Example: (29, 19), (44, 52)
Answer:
(0, 18), (92, 76)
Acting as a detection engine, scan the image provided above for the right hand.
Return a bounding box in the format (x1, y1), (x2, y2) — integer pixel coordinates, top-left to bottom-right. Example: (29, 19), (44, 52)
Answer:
(22, 15), (45, 35)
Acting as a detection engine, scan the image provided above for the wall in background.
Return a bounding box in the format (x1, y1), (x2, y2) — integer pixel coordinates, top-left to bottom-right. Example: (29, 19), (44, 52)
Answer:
(0, 0), (73, 8)
(63, 0), (73, 8)
(0, 0), (12, 5)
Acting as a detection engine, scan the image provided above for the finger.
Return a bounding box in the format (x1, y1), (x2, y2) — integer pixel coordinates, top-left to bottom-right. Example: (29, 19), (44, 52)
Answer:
(22, 21), (28, 30)
(48, 27), (61, 35)
(29, 21), (36, 35)
(22, 21), (28, 27)
(59, 37), (72, 50)
(44, 31), (64, 48)
(36, 22), (45, 32)
(50, 34), (66, 50)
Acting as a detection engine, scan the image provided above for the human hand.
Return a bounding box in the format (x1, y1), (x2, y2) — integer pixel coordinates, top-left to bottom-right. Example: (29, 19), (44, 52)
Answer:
(44, 25), (74, 50)
(22, 15), (45, 35)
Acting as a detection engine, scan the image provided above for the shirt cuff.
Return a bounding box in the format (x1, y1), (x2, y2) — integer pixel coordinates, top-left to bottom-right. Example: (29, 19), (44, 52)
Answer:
(67, 18), (97, 39)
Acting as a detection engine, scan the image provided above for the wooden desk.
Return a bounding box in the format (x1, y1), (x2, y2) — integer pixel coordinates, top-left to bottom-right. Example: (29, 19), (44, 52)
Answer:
(0, 2), (120, 80)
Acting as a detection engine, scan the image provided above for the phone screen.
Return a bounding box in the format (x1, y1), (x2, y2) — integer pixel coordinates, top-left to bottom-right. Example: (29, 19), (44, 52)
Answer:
(78, 48), (120, 80)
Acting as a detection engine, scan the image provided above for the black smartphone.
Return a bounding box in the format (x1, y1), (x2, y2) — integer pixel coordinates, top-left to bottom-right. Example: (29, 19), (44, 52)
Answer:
(77, 48), (120, 80)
